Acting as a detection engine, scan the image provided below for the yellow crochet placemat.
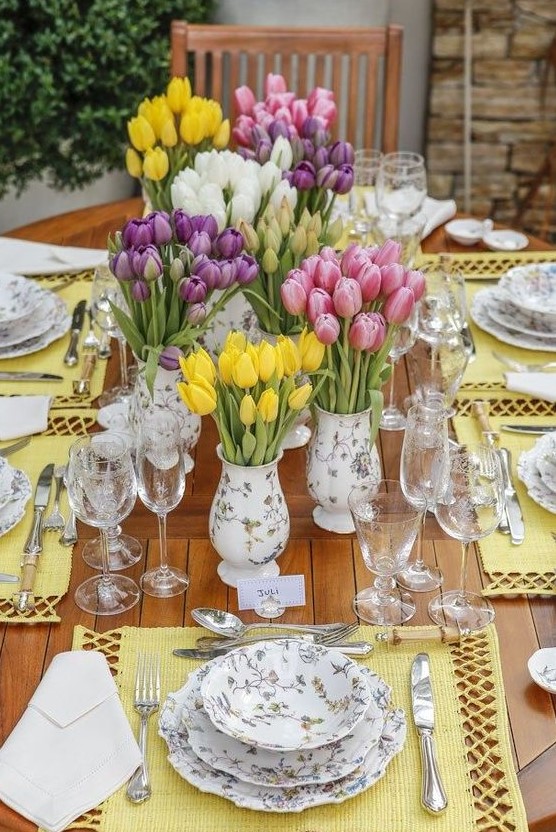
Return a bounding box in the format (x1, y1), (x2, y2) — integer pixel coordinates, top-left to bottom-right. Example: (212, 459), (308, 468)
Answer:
(454, 415), (556, 596)
(0, 430), (87, 623)
(1, 272), (107, 408)
(65, 623), (528, 832)
(418, 248), (556, 278)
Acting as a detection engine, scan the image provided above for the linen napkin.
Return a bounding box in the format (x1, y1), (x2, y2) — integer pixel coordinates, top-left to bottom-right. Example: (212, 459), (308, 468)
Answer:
(0, 395), (51, 440)
(0, 651), (141, 832)
(505, 372), (556, 403)
(362, 194), (457, 239)
(0, 237), (107, 276)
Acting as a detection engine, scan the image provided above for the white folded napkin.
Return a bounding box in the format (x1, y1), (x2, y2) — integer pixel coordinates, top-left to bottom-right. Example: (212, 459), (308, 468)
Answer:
(0, 396), (51, 440)
(0, 651), (141, 832)
(0, 237), (107, 276)
(505, 372), (556, 403)
(420, 196), (457, 239)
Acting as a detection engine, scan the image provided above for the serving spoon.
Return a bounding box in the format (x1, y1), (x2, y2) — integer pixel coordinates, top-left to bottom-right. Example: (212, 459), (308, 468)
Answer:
(191, 607), (351, 638)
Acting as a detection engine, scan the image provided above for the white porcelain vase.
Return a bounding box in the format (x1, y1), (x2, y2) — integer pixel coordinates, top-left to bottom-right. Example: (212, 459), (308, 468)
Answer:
(307, 405), (382, 534)
(209, 446), (290, 587)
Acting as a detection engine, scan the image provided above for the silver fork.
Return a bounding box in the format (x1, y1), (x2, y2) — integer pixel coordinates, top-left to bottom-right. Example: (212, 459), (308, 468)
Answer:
(126, 653), (161, 804)
(43, 465), (66, 532)
(195, 621), (360, 651)
(492, 351), (556, 373)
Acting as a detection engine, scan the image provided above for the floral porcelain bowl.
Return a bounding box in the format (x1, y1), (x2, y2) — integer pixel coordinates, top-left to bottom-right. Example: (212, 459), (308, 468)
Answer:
(527, 647), (556, 694)
(200, 639), (371, 750)
(499, 263), (556, 317)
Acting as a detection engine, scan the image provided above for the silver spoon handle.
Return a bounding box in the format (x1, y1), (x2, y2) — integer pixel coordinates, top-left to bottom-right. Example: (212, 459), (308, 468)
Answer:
(60, 509), (77, 546)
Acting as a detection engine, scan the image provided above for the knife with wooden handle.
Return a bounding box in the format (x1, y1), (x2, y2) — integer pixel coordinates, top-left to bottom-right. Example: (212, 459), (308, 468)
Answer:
(72, 351), (97, 396)
(470, 400), (510, 535)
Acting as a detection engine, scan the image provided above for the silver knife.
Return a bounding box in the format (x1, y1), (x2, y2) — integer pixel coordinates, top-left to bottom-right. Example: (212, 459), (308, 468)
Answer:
(63, 299), (87, 366)
(173, 641), (374, 659)
(500, 424), (556, 435)
(0, 372), (63, 381)
(499, 448), (525, 545)
(0, 437), (31, 457)
(411, 653), (448, 814)
(13, 463), (54, 612)
(0, 573), (19, 583)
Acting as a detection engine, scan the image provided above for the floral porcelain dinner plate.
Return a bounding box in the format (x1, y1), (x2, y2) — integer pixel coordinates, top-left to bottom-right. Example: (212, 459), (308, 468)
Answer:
(178, 657), (387, 787)
(470, 289), (556, 353)
(0, 295), (70, 359)
(533, 433), (556, 496)
(517, 435), (556, 514)
(0, 272), (44, 324)
(0, 288), (63, 348)
(0, 468), (32, 537)
(485, 288), (556, 339)
(499, 262), (556, 316)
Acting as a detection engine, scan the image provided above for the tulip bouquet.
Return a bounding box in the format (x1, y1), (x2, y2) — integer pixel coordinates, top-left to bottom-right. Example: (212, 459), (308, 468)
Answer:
(176, 331), (326, 466)
(125, 77), (230, 213)
(280, 239), (425, 430)
(107, 209), (257, 393)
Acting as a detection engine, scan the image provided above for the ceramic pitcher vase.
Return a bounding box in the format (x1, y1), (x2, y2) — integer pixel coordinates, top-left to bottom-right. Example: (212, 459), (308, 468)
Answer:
(306, 405), (382, 534)
(209, 446), (290, 588)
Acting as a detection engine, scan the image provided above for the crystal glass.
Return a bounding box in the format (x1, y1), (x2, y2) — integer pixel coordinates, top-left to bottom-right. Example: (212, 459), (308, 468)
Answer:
(67, 433), (140, 614)
(349, 480), (421, 625)
(91, 264), (132, 408)
(375, 151), (427, 223)
(347, 148), (383, 244)
(380, 306), (418, 431)
(407, 331), (470, 417)
(135, 407), (189, 597)
(82, 525), (142, 571)
(429, 443), (504, 632)
(418, 269), (467, 345)
(397, 402), (450, 591)
(370, 210), (427, 267)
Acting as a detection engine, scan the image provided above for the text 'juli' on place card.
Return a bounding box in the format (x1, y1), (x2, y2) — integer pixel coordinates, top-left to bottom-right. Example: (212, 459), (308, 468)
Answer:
(237, 575), (306, 611)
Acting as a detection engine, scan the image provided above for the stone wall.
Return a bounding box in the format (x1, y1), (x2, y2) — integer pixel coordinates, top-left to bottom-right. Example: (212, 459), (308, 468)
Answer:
(426, 0), (556, 240)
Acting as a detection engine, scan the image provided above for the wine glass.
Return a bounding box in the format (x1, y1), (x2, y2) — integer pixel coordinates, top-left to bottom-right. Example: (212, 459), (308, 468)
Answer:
(81, 523), (142, 572)
(397, 402), (450, 592)
(407, 330), (470, 417)
(347, 148), (383, 244)
(135, 407), (189, 597)
(375, 151), (427, 226)
(418, 269), (467, 345)
(348, 480), (421, 625)
(91, 264), (132, 408)
(67, 433), (140, 614)
(429, 443), (504, 632)
(380, 306), (418, 431)
(370, 210), (426, 267)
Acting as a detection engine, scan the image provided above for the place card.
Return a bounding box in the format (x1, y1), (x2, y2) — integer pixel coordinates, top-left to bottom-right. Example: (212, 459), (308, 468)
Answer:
(237, 575), (306, 611)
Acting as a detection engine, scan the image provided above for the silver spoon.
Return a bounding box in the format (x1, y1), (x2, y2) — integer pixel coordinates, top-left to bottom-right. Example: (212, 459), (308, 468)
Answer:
(191, 607), (351, 638)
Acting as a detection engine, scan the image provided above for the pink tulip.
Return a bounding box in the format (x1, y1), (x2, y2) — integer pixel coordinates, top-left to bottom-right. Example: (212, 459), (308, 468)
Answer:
(314, 312), (341, 345)
(383, 286), (416, 324)
(307, 86), (334, 107)
(291, 99), (309, 132)
(340, 243), (364, 274)
(348, 312), (386, 352)
(234, 85), (257, 116)
(300, 254), (320, 281)
(266, 92), (296, 114)
(288, 267), (314, 295)
(404, 269), (426, 302)
(318, 246), (340, 263)
(265, 73), (288, 95)
(273, 105), (294, 125)
(313, 259), (342, 294)
(307, 288), (334, 324)
(280, 278), (308, 315)
(232, 114), (255, 146)
(379, 263), (405, 296)
(372, 239), (402, 267)
(343, 256), (382, 303)
(332, 277), (363, 318)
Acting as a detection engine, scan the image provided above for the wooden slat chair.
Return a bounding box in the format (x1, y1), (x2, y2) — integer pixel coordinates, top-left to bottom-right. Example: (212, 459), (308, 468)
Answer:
(170, 20), (403, 152)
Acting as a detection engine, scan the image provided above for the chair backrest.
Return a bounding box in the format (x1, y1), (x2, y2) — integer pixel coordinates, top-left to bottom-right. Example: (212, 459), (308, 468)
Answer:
(170, 21), (403, 152)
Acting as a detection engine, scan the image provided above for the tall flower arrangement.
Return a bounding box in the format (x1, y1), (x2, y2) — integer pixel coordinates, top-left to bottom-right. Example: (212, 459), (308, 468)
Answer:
(280, 240), (426, 435)
(107, 209), (257, 393)
(125, 77), (230, 213)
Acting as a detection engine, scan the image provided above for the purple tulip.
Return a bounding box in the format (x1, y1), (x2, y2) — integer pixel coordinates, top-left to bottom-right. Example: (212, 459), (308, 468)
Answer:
(348, 312), (386, 351)
(315, 164), (337, 189)
(383, 286), (416, 324)
(313, 312), (341, 345)
(187, 303), (207, 324)
(217, 259), (238, 288)
(404, 269), (426, 302)
(312, 127), (330, 148)
(332, 163), (354, 194)
(132, 245), (163, 281)
(280, 278), (308, 315)
(372, 239), (402, 267)
(329, 141), (355, 167)
(300, 116), (323, 140)
(268, 120), (290, 142)
(179, 276), (208, 303)
(188, 231), (213, 257)
(237, 146), (257, 161)
(131, 279), (150, 302)
(159, 345), (184, 371)
(147, 211), (173, 246)
(312, 146), (329, 170)
(307, 287), (334, 324)
(332, 277), (363, 318)
(191, 255), (221, 289)
(251, 124), (270, 145)
(172, 210), (194, 244)
(121, 218), (153, 248)
(301, 138), (315, 160)
(256, 139), (272, 164)
(110, 250), (134, 281)
(213, 228), (244, 259)
(235, 253), (259, 284)
(380, 263), (405, 297)
(291, 161), (316, 190)
(191, 215), (219, 239)
(289, 135), (305, 165)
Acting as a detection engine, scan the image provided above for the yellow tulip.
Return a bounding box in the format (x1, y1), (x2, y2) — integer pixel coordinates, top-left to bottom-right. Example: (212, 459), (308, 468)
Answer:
(246, 343), (260, 377)
(167, 76), (192, 113)
(204, 100), (223, 134)
(299, 328), (325, 372)
(257, 389), (279, 423)
(180, 112), (205, 145)
(305, 230), (320, 256)
(179, 348), (215, 384)
(127, 115), (155, 152)
(232, 353), (259, 389)
(160, 117), (178, 148)
(257, 340), (276, 382)
(218, 351), (234, 386)
(239, 394), (257, 426)
(125, 147), (143, 178)
(142, 147), (169, 181)
(224, 331), (247, 353)
(139, 96), (173, 139)
(288, 382), (312, 411)
(262, 248), (279, 274)
(290, 224), (307, 256)
(176, 377), (217, 416)
(274, 344), (284, 380)
(277, 335), (301, 376)
(237, 219), (259, 254)
(213, 118), (230, 149)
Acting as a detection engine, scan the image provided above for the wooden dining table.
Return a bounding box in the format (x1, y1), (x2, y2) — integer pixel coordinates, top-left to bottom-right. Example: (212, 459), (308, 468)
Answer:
(1, 199), (555, 832)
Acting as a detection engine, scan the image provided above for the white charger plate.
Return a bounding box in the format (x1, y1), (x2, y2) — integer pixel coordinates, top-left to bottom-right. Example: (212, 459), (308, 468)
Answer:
(484, 288), (556, 340)
(517, 435), (556, 514)
(0, 272), (44, 324)
(0, 294), (70, 358)
(0, 289), (62, 347)
(0, 468), (32, 537)
(470, 289), (556, 353)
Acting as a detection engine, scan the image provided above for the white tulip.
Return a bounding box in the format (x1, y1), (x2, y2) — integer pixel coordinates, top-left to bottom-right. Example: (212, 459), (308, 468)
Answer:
(270, 136), (293, 171)
(259, 161), (283, 196)
(270, 179), (297, 213)
(171, 181), (199, 210)
(229, 193), (257, 226)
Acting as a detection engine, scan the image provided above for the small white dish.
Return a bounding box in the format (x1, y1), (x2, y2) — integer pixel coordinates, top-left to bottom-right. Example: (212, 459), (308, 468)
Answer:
(482, 229), (528, 252)
(527, 648), (556, 694)
(445, 218), (487, 246)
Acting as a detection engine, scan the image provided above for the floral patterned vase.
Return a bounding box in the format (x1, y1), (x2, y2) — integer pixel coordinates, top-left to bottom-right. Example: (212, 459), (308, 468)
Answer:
(209, 446), (290, 588)
(307, 405), (382, 534)
(131, 361), (201, 471)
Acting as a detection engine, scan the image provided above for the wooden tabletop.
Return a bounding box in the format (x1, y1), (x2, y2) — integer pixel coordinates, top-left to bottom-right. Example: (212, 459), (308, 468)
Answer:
(1, 200), (555, 832)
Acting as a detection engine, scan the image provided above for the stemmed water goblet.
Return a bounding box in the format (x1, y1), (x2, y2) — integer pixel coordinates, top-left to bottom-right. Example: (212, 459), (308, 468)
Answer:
(348, 480), (421, 625)
(91, 264), (133, 408)
(135, 407), (189, 597)
(348, 148), (383, 244)
(67, 433), (140, 614)
(375, 151), (427, 232)
(428, 443), (504, 632)
(397, 402), (450, 592)
(380, 306), (418, 431)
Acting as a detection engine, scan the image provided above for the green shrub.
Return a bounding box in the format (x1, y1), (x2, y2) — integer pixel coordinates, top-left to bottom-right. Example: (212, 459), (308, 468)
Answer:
(0, 0), (214, 198)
